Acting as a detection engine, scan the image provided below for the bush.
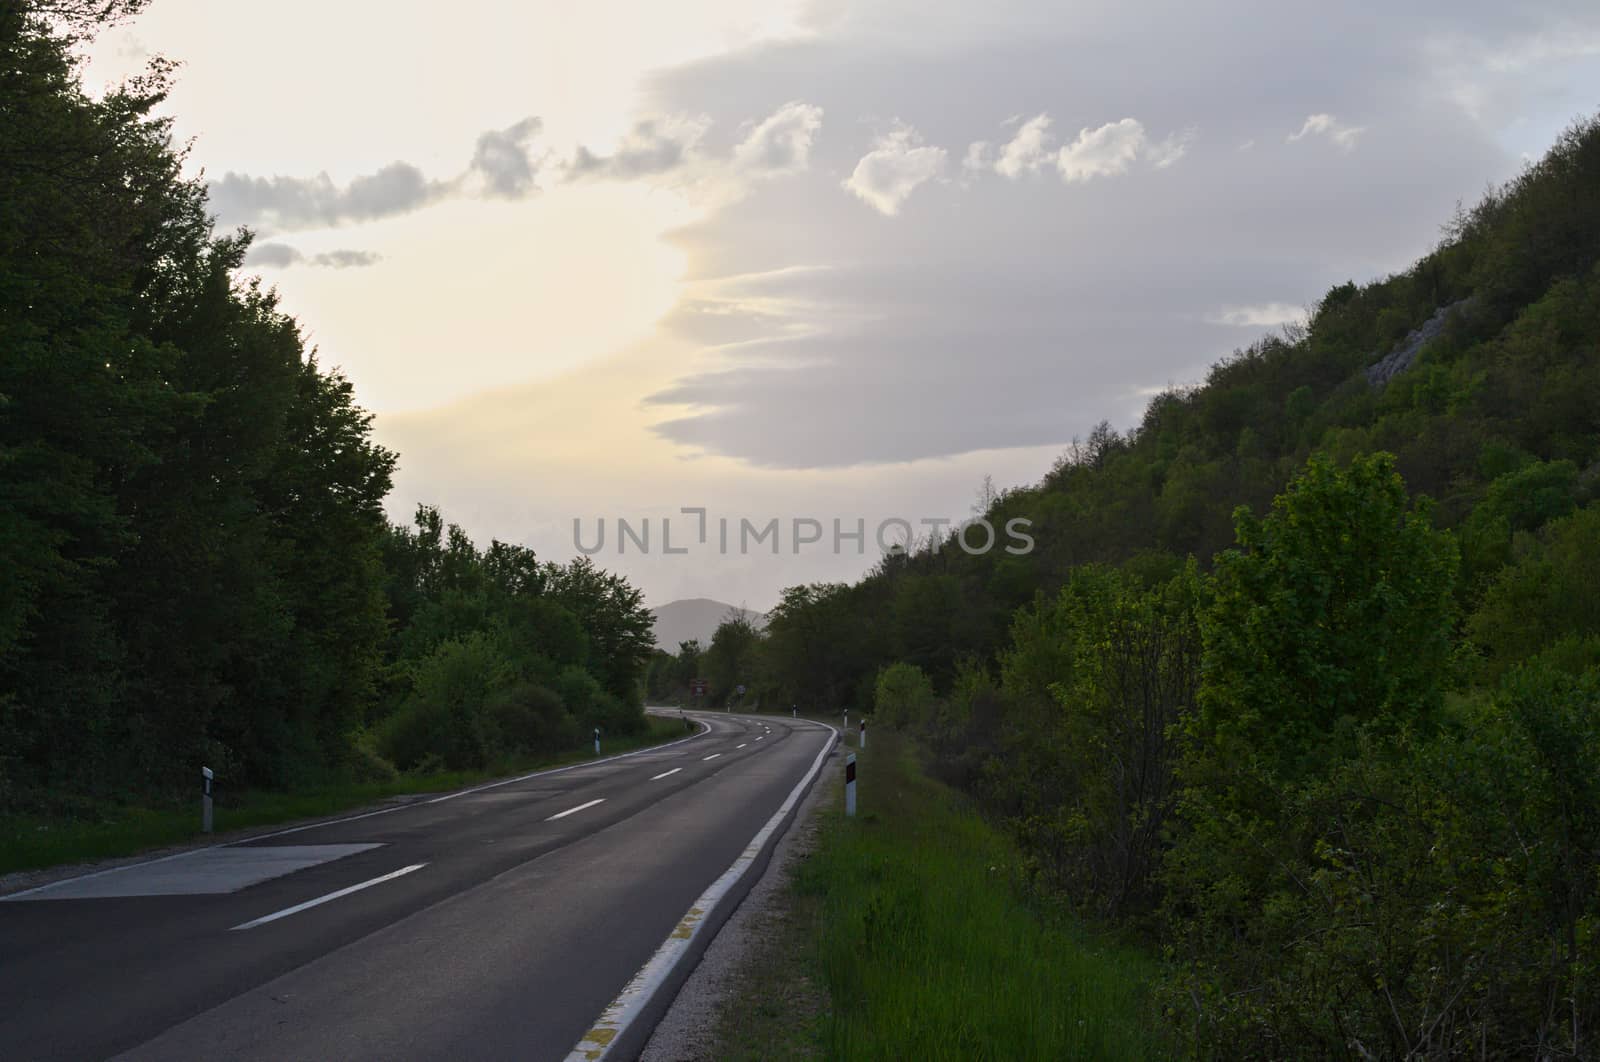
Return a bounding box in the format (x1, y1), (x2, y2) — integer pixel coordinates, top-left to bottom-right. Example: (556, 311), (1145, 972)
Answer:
(379, 634), (506, 770)
(484, 683), (576, 757)
(347, 732), (399, 783)
(873, 662), (934, 729)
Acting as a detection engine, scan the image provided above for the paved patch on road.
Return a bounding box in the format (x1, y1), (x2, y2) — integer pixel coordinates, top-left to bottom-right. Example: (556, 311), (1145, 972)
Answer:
(1, 844), (382, 899)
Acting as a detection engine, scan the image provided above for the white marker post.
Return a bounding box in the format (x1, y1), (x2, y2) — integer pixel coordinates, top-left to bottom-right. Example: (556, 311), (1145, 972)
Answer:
(859, 719), (867, 749)
(845, 753), (857, 817)
(201, 766), (214, 834)
(594, 728), (600, 756)
(843, 710), (848, 738)
(791, 705), (796, 718)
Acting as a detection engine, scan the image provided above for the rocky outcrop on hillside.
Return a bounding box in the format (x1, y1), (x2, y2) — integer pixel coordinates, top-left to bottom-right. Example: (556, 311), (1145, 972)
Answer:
(1366, 297), (1478, 388)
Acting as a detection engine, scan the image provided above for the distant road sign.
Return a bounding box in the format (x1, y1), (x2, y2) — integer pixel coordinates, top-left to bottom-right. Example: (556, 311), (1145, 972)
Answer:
(735, 684), (746, 695)
(690, 678), (708, 696)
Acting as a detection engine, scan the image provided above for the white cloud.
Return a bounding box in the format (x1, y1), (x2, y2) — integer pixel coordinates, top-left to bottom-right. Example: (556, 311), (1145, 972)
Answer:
(1287, 113), (1366, 151)
(570, 115), (712, 179)
(1147, 126), (1197, 169)
(1055, 118), (1147, 183)
(842, 125), (947, 215)
(209, 163), (447, 233)
(468, 117), (544, 197)
(1206, 302), (1304, 327)
(733, 101), (825, 175)
(963, 140), (992, 173)
(994, 113), (1054, 177)
(242, 243), (382, 269)
(209, 116), (546, 232)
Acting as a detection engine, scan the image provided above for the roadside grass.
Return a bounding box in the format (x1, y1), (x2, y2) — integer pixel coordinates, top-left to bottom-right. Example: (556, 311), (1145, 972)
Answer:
(719, 726), (1167, 1060)
(0, 715), (692, 877)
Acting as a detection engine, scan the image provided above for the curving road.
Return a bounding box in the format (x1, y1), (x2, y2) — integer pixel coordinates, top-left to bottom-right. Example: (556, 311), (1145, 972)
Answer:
(0, 711), (834, 1061)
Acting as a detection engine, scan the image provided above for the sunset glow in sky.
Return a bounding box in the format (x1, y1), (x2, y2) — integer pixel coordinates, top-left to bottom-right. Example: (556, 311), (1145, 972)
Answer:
(86, 0), (1600, 608)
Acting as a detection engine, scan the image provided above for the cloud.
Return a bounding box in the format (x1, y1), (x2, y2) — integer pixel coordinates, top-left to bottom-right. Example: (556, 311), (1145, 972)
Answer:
(1055, 118), (1147, 182)
(842, 125), (946, 215)
(994, 113), (1053, 177)
(962, 140), (992, 172)
(1147, 126), (1197, 169)
(1206, 302), (1304, 327)
(564, 102), (821, 197)
(570, 115), (712, 179)
(210, 163), (442, 232)
(310, 248), (383, 269)
(732, 101), (825, 175)
(633, 0), (1533, 470)
(242, 243), (382, 269)
(1288, 113), (1366, 150)
(468, 117), (544, 197)
(210, 115), (544, 232)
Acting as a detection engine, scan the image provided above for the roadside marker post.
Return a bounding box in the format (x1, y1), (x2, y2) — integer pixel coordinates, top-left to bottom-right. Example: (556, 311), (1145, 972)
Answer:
(859, 719), (867, 748)
(791, 704), (796, 718)
(201, 766), (214, 834)
(594, 728), (600, 756)
(845, 753), (857, 817)
(843, 710), (848, 738)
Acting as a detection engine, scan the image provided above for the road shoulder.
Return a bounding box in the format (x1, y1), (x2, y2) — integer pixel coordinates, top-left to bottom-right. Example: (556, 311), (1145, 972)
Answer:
(640, 745), (839, 1061)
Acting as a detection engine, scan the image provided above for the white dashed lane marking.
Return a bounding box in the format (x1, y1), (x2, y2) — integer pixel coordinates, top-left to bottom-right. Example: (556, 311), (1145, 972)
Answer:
(650, 768), (682, 780)
(546, 798), (606, 821)
(231, 863), (426, 931)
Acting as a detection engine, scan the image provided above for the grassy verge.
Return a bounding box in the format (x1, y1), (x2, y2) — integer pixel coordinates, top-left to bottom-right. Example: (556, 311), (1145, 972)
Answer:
(0, 715), (692, 877)
(716, 728), (1167, 1060)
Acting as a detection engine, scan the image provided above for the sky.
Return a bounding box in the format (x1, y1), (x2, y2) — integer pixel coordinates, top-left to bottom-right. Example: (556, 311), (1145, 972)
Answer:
(85, 0), (1600, 611)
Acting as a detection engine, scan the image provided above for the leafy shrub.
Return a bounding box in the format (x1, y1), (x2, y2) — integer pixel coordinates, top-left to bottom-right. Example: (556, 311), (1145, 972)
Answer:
(873, 661), (935, 729)
(484, 683), (576, 757)
(380, 634), (506, 770)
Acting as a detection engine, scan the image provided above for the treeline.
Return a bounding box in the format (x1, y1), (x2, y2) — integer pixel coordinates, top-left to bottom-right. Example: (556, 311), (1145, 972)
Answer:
(0, 4), (652, 810)
(663, 116), (1600, 1055)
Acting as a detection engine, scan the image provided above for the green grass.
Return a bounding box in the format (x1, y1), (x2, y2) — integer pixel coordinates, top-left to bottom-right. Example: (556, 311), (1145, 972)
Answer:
(0, 716), (692, 876)
(718, 728), (1168, 1060)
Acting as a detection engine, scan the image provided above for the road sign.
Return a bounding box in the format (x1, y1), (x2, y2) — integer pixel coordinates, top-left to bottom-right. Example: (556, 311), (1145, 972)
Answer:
(690, 678), (708, 696)
(735, 684), (746, 695)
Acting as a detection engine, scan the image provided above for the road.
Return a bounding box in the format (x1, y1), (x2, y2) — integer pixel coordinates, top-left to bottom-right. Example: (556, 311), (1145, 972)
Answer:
(0, 711), (834, 1061)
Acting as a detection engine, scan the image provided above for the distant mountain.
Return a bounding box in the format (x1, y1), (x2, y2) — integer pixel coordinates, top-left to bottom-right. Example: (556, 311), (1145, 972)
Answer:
(650, 598), (766, 650)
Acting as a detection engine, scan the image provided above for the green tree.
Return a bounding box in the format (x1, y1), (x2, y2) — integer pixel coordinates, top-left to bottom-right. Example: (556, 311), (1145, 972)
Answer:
(703, 611), (760, 703)
(1164, 453), (1459, 1051)
(872, 661), (934, 729)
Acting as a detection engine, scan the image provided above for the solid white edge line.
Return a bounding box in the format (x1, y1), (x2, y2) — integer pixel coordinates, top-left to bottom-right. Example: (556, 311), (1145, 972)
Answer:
(566, 717), (838, 1062)
(1, 711), (713, 902)
(650, 768), (682, 781)
(230, 863), (426, 931)
(546, 798), (606, 821)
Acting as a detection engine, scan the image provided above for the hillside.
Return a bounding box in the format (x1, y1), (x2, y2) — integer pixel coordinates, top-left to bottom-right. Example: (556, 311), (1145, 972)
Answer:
(661, 114), (1600, 1055)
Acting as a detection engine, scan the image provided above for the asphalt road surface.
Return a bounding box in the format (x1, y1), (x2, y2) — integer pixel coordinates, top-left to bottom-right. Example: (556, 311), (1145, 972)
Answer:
(0, 711), (832, 1061)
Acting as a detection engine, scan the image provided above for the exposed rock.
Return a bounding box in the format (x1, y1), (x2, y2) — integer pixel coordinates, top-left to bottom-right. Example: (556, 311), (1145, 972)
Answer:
(1365, 296), (1478, 388)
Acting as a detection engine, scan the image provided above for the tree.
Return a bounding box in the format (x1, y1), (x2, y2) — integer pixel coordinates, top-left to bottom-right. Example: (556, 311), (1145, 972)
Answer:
(703, 611), (760, 702)
(873, 661), (934, 728)
(1164, 452), (1460, 1051)
(1188, 451), (1457, 781)
(543, 556), (654, 711)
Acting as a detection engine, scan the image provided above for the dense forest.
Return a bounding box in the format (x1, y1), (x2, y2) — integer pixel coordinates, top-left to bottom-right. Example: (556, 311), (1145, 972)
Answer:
(659, 116), (1600, 1055)
(0, 2), (655, 812)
